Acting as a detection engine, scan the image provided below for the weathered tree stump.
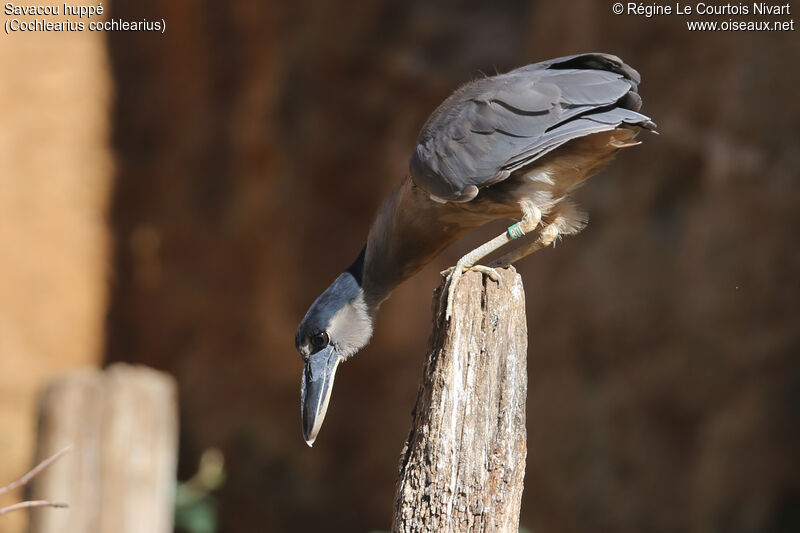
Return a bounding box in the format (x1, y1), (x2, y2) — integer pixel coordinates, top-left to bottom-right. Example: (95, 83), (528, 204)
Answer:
(393, 267), (528, 532)
(28, 364), (178, 533)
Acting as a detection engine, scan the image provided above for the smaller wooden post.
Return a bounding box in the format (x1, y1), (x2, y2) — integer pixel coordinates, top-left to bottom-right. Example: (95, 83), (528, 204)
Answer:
(28, 364), (178, 533)
(393, 268), (528, 532)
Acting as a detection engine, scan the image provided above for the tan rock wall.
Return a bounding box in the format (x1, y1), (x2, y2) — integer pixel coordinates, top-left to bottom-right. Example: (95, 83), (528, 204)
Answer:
(0, 6), (112, 531)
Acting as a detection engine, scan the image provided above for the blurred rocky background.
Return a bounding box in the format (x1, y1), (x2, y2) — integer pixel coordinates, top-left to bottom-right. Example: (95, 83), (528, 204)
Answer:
(0, 9), (112, 533)
(2, 0), (798, 532)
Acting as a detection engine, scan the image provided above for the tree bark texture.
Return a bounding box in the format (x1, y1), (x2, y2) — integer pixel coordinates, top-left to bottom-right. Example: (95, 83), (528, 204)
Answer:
(393, 268), (528, 533)
(28, 364), (178, 533)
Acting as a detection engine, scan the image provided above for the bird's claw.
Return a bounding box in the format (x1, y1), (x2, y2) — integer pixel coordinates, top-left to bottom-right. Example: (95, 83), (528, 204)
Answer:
(440, 265), (501, 282)
(472, 265), (501, 282)
(443, 264), (501, 320)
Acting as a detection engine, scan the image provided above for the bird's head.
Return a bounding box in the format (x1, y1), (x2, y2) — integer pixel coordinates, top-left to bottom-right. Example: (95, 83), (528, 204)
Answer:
(295, 268), (373, 446)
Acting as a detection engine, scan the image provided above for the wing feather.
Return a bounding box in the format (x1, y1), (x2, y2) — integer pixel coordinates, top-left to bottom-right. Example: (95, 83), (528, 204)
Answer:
(409, 53), (655, 202)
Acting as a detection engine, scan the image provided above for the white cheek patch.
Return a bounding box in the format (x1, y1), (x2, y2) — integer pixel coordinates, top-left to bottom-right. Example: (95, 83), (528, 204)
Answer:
(327, 291), (373, 358)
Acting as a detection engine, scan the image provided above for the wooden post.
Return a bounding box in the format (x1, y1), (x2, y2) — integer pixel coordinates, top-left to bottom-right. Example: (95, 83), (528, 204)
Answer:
(28, 364), (178, 533)
(393, 268), (528, 533)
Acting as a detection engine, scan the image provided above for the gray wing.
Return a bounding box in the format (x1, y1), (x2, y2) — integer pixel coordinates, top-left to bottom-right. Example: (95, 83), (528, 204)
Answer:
(409, 53), (656, 202)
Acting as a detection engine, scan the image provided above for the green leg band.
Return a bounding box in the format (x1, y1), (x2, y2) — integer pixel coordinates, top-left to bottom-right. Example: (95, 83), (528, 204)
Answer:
(507, 222), (526, 240)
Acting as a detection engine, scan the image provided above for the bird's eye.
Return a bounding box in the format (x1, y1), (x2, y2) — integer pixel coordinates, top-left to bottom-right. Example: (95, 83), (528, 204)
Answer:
(310, 331), (329, 349)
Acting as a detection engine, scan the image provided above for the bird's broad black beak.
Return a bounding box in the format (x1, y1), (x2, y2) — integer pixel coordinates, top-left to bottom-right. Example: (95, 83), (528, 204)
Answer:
(300, 345), (341, 446)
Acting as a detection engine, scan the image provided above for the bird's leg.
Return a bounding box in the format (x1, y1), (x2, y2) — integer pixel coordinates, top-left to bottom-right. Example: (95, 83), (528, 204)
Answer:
(489, 199), (586, 267)
(443, 205), (542, 319)
(489, 222), (560, 267)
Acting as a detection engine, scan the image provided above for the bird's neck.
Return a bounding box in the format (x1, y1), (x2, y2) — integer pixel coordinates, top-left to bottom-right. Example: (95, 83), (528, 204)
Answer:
(357, 177), (474, 310)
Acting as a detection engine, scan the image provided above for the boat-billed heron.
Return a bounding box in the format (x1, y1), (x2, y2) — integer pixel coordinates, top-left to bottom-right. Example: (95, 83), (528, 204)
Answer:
(295, 53), (655, 445)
